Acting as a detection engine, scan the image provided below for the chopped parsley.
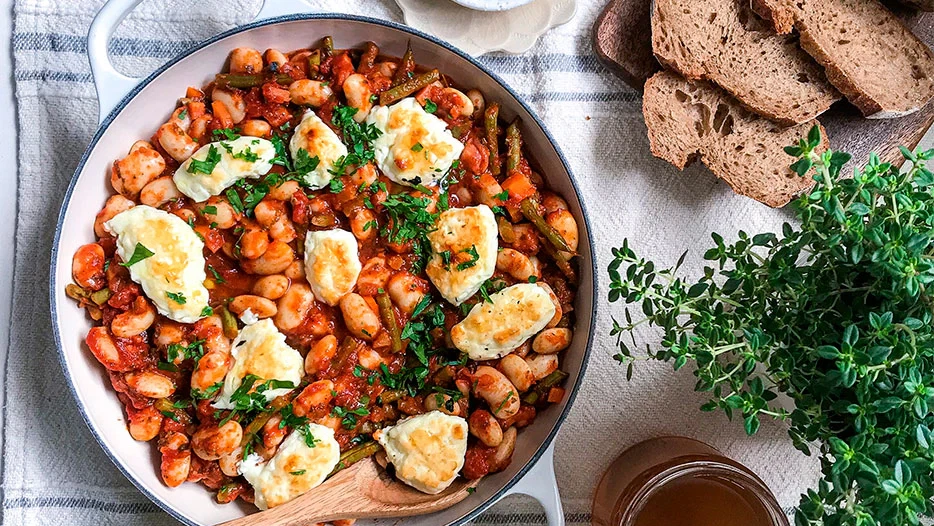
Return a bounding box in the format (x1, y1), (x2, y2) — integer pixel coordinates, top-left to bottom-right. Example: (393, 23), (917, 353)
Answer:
(424, 99), (438, 114)
(456, 245), (480, 271)
(528, 275), (538, 283)
(478, 277), (507, 303)
(331, 399), (370, 429)
(294, 148), (320, 175)
(157, 361), (178, 372)
(177, 108), (188, 120)
(290, 470), (307, 476)
(411, 142), (424, 152)
(328, 177), (345, 193)
(493, 189), (509, 201)
(201, 205), (218, 215)
(328, 105), (382, 176)
(212, 128), (241, 141)
(187, 145), (222, 175)
(166, 338), (206, 363)
(191, 381), (223, 400)
(119, 243), (154, 267)
(431, 385), (463, 412)
(225, 188), (244, 214)
(269, 134), (292, 171)
(467, 487), (476, 494)
(207, 265), (226, 284)
(218, 375), (297, 426)
(299, 425), (319, 448)
(440, 250), (453, 267)
(379, 194), (438, 272)
(200, 306), (214, 317)
(166, 291), (187, 304)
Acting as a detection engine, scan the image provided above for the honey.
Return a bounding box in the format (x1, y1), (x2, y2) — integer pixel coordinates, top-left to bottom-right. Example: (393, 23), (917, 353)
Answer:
(592, 437), (787, 526)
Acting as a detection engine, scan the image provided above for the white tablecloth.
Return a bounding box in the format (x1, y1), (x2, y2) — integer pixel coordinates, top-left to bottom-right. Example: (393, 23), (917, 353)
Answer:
(4, 0), (829, 524)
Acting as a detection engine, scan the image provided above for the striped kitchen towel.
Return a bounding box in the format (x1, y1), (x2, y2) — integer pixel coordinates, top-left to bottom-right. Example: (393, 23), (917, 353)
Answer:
(4, 0), (819, 524)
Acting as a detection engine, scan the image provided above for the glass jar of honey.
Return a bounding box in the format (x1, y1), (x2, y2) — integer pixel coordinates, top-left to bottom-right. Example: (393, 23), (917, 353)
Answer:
(592, 437), (788, 526)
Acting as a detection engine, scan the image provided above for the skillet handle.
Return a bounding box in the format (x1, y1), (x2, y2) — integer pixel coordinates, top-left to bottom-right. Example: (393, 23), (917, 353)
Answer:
(87, 0), (314, 124)
(502, 443), (565, 526)
(87, 0), (145, 124)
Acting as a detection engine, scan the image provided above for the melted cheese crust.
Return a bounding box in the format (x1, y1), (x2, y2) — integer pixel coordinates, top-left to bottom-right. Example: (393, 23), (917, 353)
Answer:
(375, 411), (468, 494)
(173, 136), (276, 202)
(290, 110), (348, 190)
(239, 424), (340, 509)
(451, 283), (556, 360)
(303, 229), (362, 306)
(426, 205), (498, 305)
(212, 319), (304, 409)
(104, 205), (209, 323)
(366, 98), (464, 188)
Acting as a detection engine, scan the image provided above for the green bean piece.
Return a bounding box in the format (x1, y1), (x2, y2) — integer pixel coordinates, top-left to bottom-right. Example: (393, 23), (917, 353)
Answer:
(379, 69), (440, 106)
(216, 483), (241, 504)
(520, 197), (574, 254)
(392, 44), (415, 86)
(521, 370), (569, 405)
(505, 119), (522, 173)
(485, 103), (501, 176)
(90, 288), (112, 306)
(241, 394), (293, 443)
(322, 36), (334, 57)
(218, 305), (239, 339)
(332, 336), (358, 372)
(330, 441), (382, 476)
(358, 41), (379, 74)
(214, 73), (291, 90)
(153, 398), (175, 413)
(376, 292), (403, 354)
(450, 122), (471, 140)
(378, 389), (405, 404)
(308, 49), (321, 67)
(65, 284), (88, 301)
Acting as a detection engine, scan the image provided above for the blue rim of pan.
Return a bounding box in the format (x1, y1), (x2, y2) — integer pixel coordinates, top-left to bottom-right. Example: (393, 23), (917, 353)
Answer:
(49, 12), (598, 526)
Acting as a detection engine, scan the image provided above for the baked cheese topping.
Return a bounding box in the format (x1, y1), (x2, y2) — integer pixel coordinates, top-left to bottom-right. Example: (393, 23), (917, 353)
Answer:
(212, 319), (304, 409)
(375, 411), (468, 494)
(173, 136), (276, 202)
(239, 424), (340, 510)
(451, 283), (556, 360)
(104, 205), (210, 324)
(426, 205), (498, 305)
(366, 98), (464, 188)
(290, 110), (348, 190)
(303, 229), (362, 306)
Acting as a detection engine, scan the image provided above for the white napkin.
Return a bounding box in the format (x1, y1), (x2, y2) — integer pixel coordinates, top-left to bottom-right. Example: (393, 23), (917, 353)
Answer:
(5, 0), (823, 524)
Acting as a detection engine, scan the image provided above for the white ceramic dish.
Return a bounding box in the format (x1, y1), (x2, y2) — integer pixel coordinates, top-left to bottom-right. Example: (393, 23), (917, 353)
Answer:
(395, 0), (577, 56)
(449, 0), (535, 11)
(50, 1), (596, 525)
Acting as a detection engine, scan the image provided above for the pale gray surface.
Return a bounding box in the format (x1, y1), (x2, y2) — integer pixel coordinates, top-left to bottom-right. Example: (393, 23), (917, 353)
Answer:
(2, 0), (934, 525)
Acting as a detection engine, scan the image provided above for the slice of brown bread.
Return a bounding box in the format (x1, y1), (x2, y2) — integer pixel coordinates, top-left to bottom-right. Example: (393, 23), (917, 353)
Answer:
(752, 0), (934, 117)
(652, 0), (840, 125)
(643, 70), (827, 207)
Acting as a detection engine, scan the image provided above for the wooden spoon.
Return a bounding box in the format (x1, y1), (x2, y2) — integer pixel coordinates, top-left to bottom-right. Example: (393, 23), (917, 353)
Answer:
(218, 459), (479, 526)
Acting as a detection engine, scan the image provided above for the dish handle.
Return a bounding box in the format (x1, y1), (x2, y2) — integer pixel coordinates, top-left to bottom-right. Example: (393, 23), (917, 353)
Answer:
(87, 0), (314, 123)
(499, 442), (565, 526)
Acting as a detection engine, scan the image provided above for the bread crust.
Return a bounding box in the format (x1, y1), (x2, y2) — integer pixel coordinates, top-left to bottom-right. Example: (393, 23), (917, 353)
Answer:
(751, 0), (934, 117)
(643, 71), (825, 207)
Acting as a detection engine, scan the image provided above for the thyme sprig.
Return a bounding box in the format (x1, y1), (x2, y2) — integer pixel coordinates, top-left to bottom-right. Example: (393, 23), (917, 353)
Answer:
(609, 128), (934, 525)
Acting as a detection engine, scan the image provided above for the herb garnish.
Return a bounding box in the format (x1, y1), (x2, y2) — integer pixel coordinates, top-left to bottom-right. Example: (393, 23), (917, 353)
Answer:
(331, 398), (370, 429)
(166, 291), (187, 304)
(379, 194), (438, 272)
(294, 148), (320, 176)
(120, 243), (154, 267)
(456, 245), (480, 271)
(424, 100), (438, 114)
(188, 145), (221, 175)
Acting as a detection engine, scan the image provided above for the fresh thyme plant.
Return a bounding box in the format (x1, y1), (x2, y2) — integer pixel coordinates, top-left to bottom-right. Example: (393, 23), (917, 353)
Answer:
(608, 128), (934, 525)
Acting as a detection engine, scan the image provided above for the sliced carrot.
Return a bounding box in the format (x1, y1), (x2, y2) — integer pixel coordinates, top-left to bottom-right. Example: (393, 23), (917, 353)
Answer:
(211, 100), (234, 130)
(500, 171), (536, 202)
(187, 101), (206, 120)
(547, 386), (566, 404)
(186, 86), (204, 99)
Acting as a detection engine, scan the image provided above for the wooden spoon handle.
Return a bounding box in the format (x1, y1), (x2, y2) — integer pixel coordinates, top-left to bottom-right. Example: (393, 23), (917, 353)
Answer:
(218, 460), (478, 526)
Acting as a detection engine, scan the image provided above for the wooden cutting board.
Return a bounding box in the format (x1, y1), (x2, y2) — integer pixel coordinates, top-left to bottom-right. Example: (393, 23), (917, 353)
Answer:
(593, 0), (934, 166)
